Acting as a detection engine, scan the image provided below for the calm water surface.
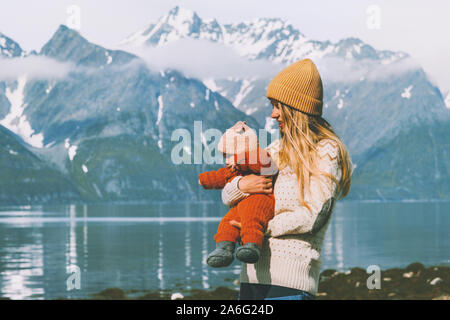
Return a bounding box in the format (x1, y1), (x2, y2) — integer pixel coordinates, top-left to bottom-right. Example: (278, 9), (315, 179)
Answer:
(0, 201), (448, 299)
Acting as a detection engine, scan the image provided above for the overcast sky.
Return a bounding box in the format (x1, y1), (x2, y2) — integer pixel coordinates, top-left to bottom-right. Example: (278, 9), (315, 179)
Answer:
(1, 0), (449, 93)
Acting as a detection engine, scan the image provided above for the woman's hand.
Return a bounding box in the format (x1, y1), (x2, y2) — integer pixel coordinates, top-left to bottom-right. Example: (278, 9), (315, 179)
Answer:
(238, 174), (273, 194)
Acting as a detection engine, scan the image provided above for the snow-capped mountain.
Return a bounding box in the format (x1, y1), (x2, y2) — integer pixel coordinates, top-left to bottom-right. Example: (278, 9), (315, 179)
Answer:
(118, 5), (415, 129)
(0, 6), (449, 203)
(119, 6), (450, 200)
(0, 25), (260, 204)
(120, 6), (406, 64)
(0, 32), (24, 58)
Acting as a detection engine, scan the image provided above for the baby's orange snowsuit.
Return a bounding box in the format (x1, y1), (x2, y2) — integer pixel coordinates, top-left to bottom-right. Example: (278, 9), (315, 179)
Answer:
(198, 147), (277, 247)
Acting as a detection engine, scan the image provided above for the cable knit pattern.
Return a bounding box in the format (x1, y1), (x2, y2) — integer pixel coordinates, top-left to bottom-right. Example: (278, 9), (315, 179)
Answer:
(221, 138), (342, 296)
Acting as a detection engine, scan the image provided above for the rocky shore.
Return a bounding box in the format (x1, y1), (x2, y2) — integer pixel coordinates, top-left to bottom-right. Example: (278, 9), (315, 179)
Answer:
(0, 262), (447, 300)
(91, 263), (449, 300)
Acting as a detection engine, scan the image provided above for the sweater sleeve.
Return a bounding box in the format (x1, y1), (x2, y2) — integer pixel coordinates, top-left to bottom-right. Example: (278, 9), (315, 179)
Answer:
(221, 175), (250, 206)
(266, 140), (342, 237)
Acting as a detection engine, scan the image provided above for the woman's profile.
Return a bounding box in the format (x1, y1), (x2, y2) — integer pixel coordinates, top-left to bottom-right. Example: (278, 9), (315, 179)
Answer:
(222, 58), (353, 300)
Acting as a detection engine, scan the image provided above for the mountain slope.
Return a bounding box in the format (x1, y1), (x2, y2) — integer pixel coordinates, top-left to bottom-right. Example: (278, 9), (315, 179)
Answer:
(0, 32), (24, 58)
(351, 120), (450, 200)
(0, 25), (261, 204)
(119, 6), (450, 200)
(0, 124), (81, 205)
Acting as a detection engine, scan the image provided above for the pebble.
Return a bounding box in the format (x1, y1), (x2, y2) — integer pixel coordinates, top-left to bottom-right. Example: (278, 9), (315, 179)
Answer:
(171, 292), (184, 300)
(403, 272), (414, 278)
(430, 278), (442, 286)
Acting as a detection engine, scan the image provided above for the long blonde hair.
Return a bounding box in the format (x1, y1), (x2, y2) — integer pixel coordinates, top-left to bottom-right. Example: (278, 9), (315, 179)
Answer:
(272, 99), (353, 211)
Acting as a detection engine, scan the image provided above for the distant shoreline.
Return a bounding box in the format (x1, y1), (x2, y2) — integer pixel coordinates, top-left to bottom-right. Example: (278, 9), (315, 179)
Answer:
(1, 198), (450, 209)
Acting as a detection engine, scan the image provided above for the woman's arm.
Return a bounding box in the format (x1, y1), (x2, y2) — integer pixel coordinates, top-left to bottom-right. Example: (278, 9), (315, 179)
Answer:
(221, 176), (249, 206)
(221, 139), (280, 206)
(266, 140), (342, 236)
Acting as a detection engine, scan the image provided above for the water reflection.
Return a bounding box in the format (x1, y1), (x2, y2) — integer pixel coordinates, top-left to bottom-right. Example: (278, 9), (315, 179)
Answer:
(0, 201), (448, 299)
(0, 210), (44, 299)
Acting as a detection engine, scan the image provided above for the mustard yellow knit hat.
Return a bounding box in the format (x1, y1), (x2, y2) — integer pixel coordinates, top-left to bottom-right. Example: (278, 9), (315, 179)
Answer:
(266, 58), (323, 116)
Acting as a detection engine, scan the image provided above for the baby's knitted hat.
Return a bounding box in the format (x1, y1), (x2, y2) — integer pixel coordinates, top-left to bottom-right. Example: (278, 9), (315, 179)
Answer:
(218, 121), (258, 155)
(266, 58), (323, 116)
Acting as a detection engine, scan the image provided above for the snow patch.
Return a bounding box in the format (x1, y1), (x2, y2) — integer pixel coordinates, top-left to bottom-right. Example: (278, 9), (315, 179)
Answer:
(353, 43), (363, 54)
(444, 92), (450, 109)
(9, 149), (18, 155)
(68, 145), (78, 161)
(82, 165), (88, 173)
(45, 84), (53, 94)
(0, 74), (44, 148)
(233, 79), (254, 107)
(190, 102), (195, 108)
(245, 107), (258, 115)
(401, 85), (413, 99)
(105, 51), (113, 64)
(64, 138), (78, 161)
(333, 90), (340, 99)
(156, 95), (164, 125)
(203, 78), (220, 92)
(337, 99), (344, 109)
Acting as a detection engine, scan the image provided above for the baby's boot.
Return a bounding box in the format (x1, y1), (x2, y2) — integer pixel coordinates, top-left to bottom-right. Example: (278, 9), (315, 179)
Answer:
(207, 241), (235, 268)
(236, 243), (261, 264)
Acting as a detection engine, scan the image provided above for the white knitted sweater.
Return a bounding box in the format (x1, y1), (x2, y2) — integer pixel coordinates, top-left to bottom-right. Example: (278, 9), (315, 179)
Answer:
(222, 138), (342, 296)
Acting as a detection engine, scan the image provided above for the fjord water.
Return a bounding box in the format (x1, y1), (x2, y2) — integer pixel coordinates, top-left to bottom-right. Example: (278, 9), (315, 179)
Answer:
(0, 201), (448, 299)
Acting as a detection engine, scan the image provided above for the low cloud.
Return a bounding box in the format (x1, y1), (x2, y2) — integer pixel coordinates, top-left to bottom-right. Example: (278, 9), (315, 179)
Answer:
(316, 56), (421, 84)
(122, 38), (284, 80)
(0, 55), (74, 81)
(123, 38), (421, 85)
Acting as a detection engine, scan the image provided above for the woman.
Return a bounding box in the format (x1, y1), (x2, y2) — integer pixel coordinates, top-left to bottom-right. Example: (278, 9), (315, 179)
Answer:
(222, 58), (353, 300)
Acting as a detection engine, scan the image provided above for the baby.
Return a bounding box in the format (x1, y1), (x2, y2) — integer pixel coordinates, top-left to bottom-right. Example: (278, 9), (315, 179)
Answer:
(198, 121), (278, 267)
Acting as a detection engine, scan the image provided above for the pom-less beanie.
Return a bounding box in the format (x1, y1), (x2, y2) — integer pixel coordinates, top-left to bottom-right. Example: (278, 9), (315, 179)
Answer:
(266, 58), (323, 116)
